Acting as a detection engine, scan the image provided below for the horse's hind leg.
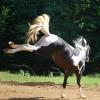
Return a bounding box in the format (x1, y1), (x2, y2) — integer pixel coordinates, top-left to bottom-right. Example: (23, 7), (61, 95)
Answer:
(4, 40), (42, 53)
(75, 70), (86, 99)
(9, 41), (21, 48)
(61, 71), (69, 98)
(4, 44), (35, 53)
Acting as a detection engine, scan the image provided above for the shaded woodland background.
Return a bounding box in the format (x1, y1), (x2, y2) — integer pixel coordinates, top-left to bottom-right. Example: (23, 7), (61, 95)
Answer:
(0, 0), (100, 75)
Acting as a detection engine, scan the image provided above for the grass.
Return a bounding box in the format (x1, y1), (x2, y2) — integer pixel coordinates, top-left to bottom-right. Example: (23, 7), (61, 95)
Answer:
(0, 71), (100, 87)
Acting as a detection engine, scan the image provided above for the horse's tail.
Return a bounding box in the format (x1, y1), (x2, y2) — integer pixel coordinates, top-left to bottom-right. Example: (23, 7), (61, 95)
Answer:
(25, 14), (50, 44)
(25, 25), (41, 43)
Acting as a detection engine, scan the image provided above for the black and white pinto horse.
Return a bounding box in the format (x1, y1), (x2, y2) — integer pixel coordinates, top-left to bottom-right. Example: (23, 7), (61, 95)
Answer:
(4, 34), (90, 98)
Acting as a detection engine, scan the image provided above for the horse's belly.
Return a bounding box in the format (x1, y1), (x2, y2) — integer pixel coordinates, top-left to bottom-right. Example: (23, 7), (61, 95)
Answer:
(52, 50), (74, 72)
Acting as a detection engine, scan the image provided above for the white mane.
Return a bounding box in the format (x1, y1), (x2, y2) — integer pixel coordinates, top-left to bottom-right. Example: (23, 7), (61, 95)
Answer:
(73, 36), (87, 49)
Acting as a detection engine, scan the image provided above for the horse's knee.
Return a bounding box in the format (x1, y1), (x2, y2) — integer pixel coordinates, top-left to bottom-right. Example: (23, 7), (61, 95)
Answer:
(75, 71), (81, 87)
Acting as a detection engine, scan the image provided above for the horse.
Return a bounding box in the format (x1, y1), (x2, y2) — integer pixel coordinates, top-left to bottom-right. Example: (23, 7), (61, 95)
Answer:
(4, 35), (90, 98)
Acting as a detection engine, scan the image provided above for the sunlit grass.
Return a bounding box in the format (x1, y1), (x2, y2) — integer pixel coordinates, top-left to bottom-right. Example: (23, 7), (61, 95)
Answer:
(0, 71), (100, 87)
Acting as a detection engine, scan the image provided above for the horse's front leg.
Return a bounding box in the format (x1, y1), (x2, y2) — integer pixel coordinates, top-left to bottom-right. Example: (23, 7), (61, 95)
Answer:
(61, 71), (69, 98)
(75, 70), (86, 99)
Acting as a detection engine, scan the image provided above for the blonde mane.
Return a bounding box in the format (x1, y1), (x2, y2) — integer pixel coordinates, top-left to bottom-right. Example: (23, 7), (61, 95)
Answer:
(25, 14), (50, 43)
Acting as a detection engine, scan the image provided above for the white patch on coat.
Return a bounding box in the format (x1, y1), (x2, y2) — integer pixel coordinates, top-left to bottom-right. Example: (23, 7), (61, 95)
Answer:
(36, 34), (58, 46)
(71, 48), (86, 66)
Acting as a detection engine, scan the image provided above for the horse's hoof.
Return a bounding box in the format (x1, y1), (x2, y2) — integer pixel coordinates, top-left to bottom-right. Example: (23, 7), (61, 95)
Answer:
(61, 94), (66, 98)
(9, 41), (16, 48)
(81, 95), (87, 99)
(9, 41), (14, 45)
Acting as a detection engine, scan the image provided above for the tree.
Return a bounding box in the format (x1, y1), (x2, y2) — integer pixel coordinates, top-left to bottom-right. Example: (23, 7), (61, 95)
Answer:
(0, 0), (100, 74)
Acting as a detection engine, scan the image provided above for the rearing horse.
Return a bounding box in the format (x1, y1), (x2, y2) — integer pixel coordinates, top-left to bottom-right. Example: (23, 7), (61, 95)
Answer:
(4, 14), (90, 98)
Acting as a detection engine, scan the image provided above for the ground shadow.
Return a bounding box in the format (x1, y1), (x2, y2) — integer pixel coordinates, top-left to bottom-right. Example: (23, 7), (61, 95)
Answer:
(8, 97), (70, 100)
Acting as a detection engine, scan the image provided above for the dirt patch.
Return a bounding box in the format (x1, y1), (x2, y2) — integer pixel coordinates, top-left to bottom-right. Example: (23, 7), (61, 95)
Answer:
(0, 81), (100, 100)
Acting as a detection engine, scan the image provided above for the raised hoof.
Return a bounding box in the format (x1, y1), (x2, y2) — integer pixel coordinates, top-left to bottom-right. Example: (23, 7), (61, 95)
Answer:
(9, 41), (13, 44)
(61, 94), (66, 98)
(9, 41), (15, 47)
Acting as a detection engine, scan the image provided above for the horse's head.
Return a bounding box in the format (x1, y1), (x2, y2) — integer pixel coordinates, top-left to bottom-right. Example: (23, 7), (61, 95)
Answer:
(74, 37), (87, 47)
(74, 36), (90, 62)
(80, 37), (90, 62)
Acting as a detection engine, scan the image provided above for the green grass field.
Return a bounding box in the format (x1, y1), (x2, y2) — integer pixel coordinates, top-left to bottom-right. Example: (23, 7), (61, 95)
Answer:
(0, 71), (100, 87)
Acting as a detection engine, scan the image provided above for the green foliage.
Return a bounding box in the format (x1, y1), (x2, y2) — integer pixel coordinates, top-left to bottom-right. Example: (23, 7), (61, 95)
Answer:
(0, 7), (10, 32)
(0, 0), (100, 73)
(0, 71), (100, 86)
